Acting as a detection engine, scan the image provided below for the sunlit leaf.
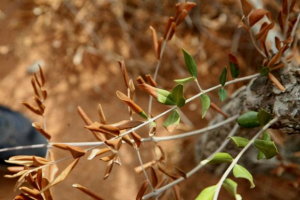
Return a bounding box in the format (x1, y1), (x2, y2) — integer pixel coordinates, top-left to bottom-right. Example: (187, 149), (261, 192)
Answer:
(233, 164), (255, 188)
(229, 54), (240, 79)
(174, 77), (196, 84)
(222, 178), (242, 200)
(228, 136), (249, 148)
(163, 110), (180, 132)
(201, 152), (233, 165)
(237, 111), (260, 128)
(219, 67), (227, 86)
(171, 84), (186, 107)
(218, 88), (227, 102)
(41, 158), (80, 192)
(195, 185), (217, 200)
(182, 49), (198, 78)
(257, 109), (272, 126)
(200, 94), (210, 118)
(157, 88), (176, 105)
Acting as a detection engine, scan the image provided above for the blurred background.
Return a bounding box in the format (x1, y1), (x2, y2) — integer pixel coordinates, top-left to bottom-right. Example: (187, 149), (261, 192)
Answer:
(0, 0), (300, 199)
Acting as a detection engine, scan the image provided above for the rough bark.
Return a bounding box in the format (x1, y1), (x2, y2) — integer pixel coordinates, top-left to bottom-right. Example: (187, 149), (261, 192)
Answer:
(195, 64), (300, 173)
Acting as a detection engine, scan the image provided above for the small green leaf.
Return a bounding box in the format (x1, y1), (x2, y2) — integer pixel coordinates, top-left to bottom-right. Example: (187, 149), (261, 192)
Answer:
(233, 164), (255, 188)
(200, 94), (211, 118)
(218, 88), (227, 102)
(257, 131), (271, 160)
(195, 185), (217, 200)
(219, 66), (227, 86)
(171, 84), (186, 107)
(182, 49), (198, 78)
(258, 66), (270, 76)
(157, 88), (176, 105)
(237, 111), (260, 128)
(138, 111), (148, 120)
(163, 110), (180, 132)
(228, 136), (249, 148)
(222, 178), (242, 200)
(201, 152), (233, 165)
(229, 54), (240, 79)
(257, 109), (272, 126)
(174, 77), (196, 84)
(254, 139), (278, 159)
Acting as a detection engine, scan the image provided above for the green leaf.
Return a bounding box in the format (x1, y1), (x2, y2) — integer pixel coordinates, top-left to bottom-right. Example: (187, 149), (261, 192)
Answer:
(228, 136), (249, 148)
(163, 110), (180, 132)
(222, 178), (242, 200)
(257, 109), (272, 126)
(219, 66), (227, 86)
(139, 111), (148, 120)
(257, 131), (271, 160)
(229, 54), (240, 79)
(237, 111), (260, 128)
(195, 185), (217, 200)
(258, 66), (270, 76)
(201, 152), (233, 165)
(171, 84), (186, 107)
(182, 49), (198, 78)
(174, 77), (196, 84)
(233, 164), (255, 188)
(218, 88), (227, 102)
(254, 139), (278, 159)
(200, 94), (211, 118)
(157, 88), (176, 105)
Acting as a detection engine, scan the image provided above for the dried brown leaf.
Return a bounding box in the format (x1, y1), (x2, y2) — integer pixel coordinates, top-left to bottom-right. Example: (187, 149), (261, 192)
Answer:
(275, 37), (281, 51)
(130, 131), (142, 148)
(116, 91), (143, 114)
(98, 104), (106, 124)
(5, 160), (34, 166)
(134, 160), (157, 174)
(52, 143), (68, 150)
(48, 150), (58, 183)
(158, 164), (180, 180)
(103, 160), (114, 179)
(14, 194), (31, 200)
(122, 134), (133, 147)
(136, 76), (146, 84)
(41, 87), (47, 100)
(156, 145), (166, 161)
(67, 145), (86, 159)
(113, 154), (122, 165)
(249, 9), (269, 27)
(240, 0), (253, 17)
(136, 180), (149, 200)
(33, 96), (45, 113)
(184, 2), (197, 12)
(176, 9), (187, 26)
(31, 78), (40, 99)
(99, 124), (120, 135)
(21, 101), (42, 116)
(174, 167), (187, 179)
(7, 166), (25, 173)
(88, 148), (111, 160)
(39, 65), (45, 86)
(268, 73), (286, 91)
(145, 74), (157, 87)
(173, 185), (181, 200)
(210, 102), (228, 119)
(157, 37), (163, 60)
(85, 122), (118, 137)
(112, 120), (143, 130)
(19, 186), (42, 199)
(163, 17), (174, 39)
(129, 79), (135, 95)
(4, 169), (27, 178)
(105, 138), (122, 150)
(100, 154), (115, 162)
(36, 169), (43, 190)
(138, 83), (157, 99)
(149, 26), (158, 55)
(118, 60), (129, 88)
(41, 178), (54, 200)
(72, 184), (104, 200)
(150, 167), (158, 187)
(34, 73), (41, 88)
(41, 158), (80, 193)
(33, 156), (49, 166)
(32, 122), (51, 140)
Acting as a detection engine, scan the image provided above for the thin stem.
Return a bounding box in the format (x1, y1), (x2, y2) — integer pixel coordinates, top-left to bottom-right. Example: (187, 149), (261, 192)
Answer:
(195, 79), (203, 92)
(136, 148), (154, 190)
(291, 12), (300, 39)
(142, 123), (240, 199)
(246, 18), (267, 58)
(0, 73), (260, 153)
(142, 115), (238, 142)
(213, 117), (278, 200)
